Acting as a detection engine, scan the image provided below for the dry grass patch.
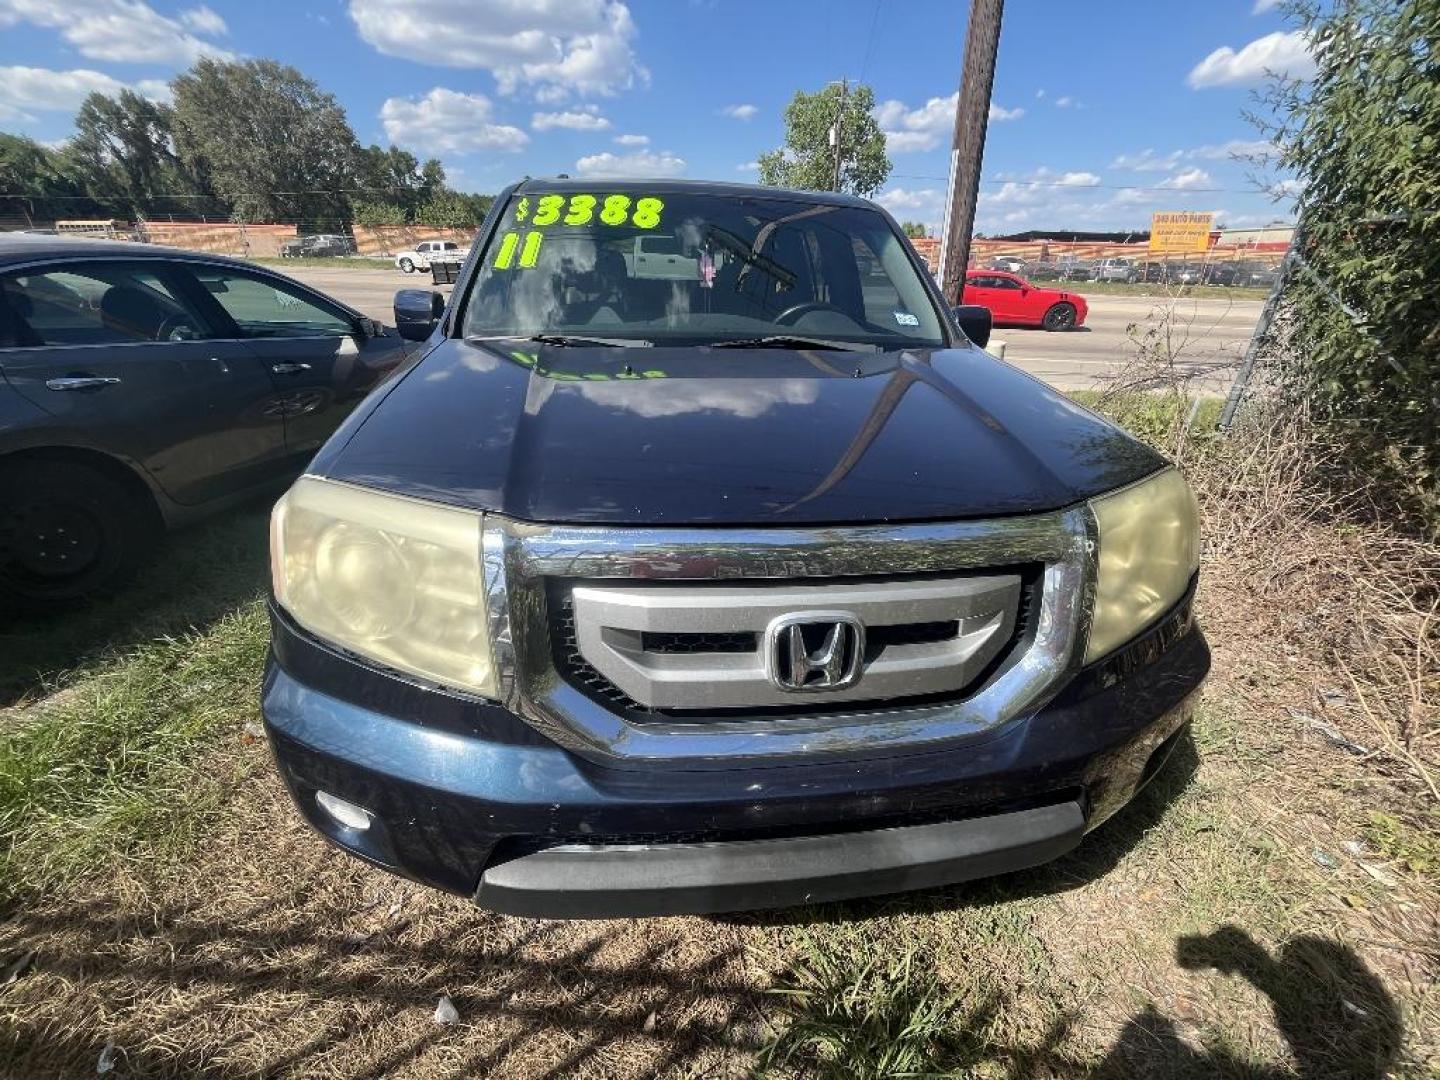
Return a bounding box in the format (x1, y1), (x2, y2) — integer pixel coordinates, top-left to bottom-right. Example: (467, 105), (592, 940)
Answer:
(1, 396), (1437, 1077)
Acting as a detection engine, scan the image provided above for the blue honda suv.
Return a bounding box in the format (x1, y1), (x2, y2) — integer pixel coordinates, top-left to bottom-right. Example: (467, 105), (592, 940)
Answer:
(262, 179), (1208, 917)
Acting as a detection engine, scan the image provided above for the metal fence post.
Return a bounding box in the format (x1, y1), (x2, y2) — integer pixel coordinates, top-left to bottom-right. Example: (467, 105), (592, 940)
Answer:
(1218, 225), (1301, 431)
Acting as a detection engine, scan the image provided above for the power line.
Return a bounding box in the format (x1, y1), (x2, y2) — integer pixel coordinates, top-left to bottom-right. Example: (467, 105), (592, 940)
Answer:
(857, 0), (884, 85)
(892, 174), (1284, 195)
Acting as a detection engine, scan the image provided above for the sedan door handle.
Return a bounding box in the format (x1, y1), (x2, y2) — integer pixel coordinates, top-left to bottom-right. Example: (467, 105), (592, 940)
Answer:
(271, 362), (312, 375)
(45, 376), (121, 391)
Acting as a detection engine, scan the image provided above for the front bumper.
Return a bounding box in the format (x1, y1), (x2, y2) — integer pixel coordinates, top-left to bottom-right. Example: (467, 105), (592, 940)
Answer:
(262, 593), (1207, 918)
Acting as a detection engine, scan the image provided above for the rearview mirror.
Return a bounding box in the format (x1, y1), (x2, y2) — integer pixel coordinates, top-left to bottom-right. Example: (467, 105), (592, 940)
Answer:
(952, 304), (992, 350)
(394, 289), (446, 342)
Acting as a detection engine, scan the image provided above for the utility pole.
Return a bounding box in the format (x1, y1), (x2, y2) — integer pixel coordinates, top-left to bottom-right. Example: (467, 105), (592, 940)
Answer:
(938, 0), (1005, 305)
(829, 78), (848, 192)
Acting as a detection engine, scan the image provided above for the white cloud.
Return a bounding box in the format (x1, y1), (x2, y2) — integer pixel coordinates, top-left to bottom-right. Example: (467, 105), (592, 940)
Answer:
(735, 160), (759, 172)
(179, 5), (226, 35)
(574, 148), (685, 178)
(1159, 167), (1215, 190)
(1054, 95), (1074, 108)
(720, 103), (758, 120)
(876, 93), (994, 154)
(1188, 30), (1315, 88)
(1189, 138), (1272, 161)
(1252, 0), (1280, 12)
(1055, 171), (1100, 187)
(135, 78), (172, 104)
(613, 132), (649, 146)
(1035, 88), (1045, 99)
(380, 88), (529, 155)
(0, 65), (172, 121)
(1110, 148), (1183, 172)
(532, 104), (610, 130)
(348, 0), (645, 100)
(875, 187), (941, 213)
(0, 0), (233, 64)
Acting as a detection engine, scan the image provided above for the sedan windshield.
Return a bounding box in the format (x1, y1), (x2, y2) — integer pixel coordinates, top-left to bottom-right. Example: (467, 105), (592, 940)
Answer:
(460, 190), (946, 349)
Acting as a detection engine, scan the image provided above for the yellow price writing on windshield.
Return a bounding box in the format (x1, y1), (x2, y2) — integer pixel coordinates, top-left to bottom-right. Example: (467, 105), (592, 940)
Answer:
(508, 193), (666, 230)
(492, 230), (545, 269)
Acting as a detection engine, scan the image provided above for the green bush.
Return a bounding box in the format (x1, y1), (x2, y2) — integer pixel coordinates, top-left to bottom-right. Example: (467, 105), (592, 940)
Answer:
(1263, 0), (1439, 527)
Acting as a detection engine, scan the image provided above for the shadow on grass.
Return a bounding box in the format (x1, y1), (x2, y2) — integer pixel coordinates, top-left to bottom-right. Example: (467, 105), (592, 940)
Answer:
(738, 736), (1404, 1078)
(0, 888), (763, 1078)
(0, 499), (273, 707)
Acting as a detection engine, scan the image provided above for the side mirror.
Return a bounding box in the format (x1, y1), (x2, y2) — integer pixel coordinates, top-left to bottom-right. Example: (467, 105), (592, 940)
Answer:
(952, 304), (992, 350)
(394, 289), (446, 342)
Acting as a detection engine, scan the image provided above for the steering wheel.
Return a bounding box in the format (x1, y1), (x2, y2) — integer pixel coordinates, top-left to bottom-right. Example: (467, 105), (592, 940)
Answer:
(774, 300), (848, 326)
(155, 314), (198, 342)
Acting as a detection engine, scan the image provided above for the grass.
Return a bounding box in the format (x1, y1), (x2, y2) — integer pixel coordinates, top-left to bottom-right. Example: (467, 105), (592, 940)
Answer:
(1071, 280), (1269, 301)
(0, 396), (1436, 1077)
(252, 255), (396, 270)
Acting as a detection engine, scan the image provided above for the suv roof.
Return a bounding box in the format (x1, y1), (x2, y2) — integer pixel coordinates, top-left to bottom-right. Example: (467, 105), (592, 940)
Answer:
(511, 176), (875, 210)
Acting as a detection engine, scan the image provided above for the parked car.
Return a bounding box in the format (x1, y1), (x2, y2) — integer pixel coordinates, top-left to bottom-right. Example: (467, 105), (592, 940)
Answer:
(280, 234), (353, 259)
(1133, 261), (1172, 284)
(262, 179), (1206, 917)
(987, 256), (1028, 274)
(1234, 261), (1279, 288)
(0, 233), (411, 604)
(962, 269), (1089, 330)
(1023, 260), (1061, 281)
(1093, 257), (1137, 283)
(395, 240), (467, 274)
(1172, 263), (1206, 285)
(1054, 258), (1094, 282)
(1201, 263), (1242, 287)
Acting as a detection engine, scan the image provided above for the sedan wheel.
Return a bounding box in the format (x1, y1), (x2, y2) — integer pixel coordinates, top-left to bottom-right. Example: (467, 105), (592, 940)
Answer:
(399, 257), (415, 274)
(0, 461), (156, 607)
(1042, 302), (1077, 332)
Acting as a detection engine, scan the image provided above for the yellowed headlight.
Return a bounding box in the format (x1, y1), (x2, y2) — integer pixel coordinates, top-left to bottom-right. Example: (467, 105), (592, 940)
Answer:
(271, 476), (496, 697)
(1085, 467), (1199, 664)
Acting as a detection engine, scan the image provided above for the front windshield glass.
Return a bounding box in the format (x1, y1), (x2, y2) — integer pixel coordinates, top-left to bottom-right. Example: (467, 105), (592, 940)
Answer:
(460, 190), (946, 349)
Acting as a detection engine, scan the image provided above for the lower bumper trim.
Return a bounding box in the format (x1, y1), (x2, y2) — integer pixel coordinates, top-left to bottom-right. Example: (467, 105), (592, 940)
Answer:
(475, 799), (1086, 918)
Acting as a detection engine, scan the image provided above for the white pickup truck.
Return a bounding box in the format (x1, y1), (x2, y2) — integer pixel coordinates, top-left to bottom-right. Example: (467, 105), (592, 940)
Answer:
(395, 240), (468, 274)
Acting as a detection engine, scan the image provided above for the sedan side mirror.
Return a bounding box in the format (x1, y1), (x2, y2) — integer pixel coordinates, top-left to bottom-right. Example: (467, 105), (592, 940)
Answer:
(394, 289), (446, 342)
(952, 304), (992, 350)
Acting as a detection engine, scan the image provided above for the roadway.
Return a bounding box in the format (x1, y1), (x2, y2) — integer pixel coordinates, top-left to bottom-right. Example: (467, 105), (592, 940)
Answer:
(282, 264), (1262, 393)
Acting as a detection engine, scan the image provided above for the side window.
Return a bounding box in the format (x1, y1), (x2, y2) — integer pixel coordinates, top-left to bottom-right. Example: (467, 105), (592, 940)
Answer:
(0, 263), (210, 347)
(187, 268), (354, 339)
(967, 275), (995, 289)
(989, 276), (1022, 290)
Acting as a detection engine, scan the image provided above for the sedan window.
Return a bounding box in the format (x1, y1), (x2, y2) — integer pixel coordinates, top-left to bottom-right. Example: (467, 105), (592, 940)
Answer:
(987, 276), (1024, 290)
(0, 264), (211, 347)
(187, 268), (355, 339)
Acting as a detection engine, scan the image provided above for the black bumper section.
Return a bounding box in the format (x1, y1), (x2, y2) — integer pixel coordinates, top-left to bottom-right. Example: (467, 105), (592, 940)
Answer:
(476, 800), (1086, 918)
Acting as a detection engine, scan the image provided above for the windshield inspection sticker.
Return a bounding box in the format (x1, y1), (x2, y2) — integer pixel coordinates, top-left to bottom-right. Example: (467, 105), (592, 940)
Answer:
(893, 311), (920, 327)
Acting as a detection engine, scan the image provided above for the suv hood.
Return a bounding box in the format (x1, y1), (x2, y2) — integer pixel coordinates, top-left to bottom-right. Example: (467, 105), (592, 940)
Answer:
(315, 339), (1165, 526)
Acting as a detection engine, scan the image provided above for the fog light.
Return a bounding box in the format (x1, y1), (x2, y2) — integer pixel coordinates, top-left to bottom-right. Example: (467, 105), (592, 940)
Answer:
(316, 790), (372, 831)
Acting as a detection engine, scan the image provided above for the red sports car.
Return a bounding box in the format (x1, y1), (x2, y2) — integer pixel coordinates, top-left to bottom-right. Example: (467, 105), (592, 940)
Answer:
(961, 269), (1088, 331)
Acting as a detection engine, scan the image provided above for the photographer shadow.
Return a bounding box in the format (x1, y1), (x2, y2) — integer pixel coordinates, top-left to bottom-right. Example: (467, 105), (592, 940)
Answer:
(1092, 926), (1402, 1079)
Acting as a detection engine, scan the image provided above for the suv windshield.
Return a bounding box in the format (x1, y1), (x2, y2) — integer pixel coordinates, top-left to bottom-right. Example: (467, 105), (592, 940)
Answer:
(460, 189), (946, 349)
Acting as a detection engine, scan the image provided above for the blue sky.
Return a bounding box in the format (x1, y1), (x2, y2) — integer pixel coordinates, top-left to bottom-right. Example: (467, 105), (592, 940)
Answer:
(0, 0), (1311, 232)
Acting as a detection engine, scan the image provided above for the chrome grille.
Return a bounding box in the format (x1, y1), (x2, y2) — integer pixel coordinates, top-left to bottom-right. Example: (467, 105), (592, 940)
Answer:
(486, 508), (1095, 765)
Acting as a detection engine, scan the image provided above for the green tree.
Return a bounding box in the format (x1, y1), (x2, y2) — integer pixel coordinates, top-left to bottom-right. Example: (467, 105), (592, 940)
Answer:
(1259, 0), (1439, 524)
(901, 221), (928, 239)
(0, 134), (95, 223)
(757, 83), (890, 196)
(350, 199), (408, 226)
(352, 144), (449, 219)
(413, 190), (490, 228)
(65, 89), (203, 219)
(171, 58), (360, 224)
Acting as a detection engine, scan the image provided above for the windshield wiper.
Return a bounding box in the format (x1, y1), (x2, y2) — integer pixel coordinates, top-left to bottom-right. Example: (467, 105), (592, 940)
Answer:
(708, 335), (881, 352)
(470, 333), (653, 348)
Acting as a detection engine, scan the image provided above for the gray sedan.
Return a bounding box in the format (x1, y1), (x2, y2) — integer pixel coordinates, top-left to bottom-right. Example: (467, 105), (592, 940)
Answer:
(0, 234), (412, 605)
